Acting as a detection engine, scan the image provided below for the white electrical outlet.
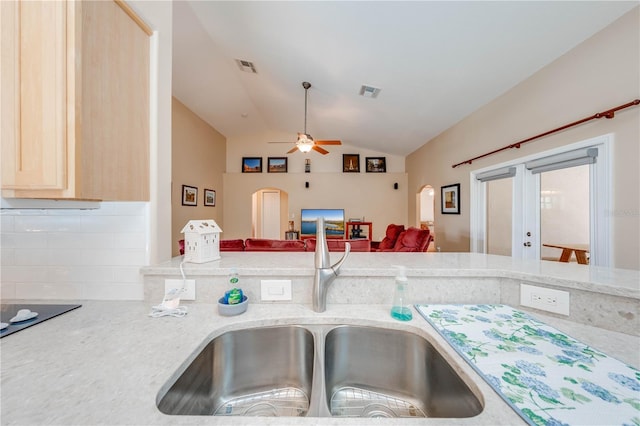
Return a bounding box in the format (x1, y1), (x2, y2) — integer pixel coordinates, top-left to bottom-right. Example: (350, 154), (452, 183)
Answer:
(165, 279), (196, 301)
(520, 284), (569, 316)
(261, 280), (292, 301)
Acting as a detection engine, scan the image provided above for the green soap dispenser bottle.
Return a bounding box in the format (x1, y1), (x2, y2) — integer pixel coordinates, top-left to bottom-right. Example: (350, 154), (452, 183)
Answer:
(390, 265), (412, 321)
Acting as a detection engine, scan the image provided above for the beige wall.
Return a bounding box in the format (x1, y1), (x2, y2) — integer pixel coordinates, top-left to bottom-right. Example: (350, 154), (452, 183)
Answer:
(222, 133), (408, 241)
(407, 7), (639, 269)
(170, 98), (407, 244)
(222, 172), (408, 241)
(171, 97), (226, 256)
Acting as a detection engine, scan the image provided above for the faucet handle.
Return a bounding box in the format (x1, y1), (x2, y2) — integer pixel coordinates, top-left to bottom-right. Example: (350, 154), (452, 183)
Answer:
(331, 242), (350, 274)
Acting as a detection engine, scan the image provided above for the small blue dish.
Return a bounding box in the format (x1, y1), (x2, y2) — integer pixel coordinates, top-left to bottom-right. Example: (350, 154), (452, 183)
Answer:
(217, 295), (248, 316)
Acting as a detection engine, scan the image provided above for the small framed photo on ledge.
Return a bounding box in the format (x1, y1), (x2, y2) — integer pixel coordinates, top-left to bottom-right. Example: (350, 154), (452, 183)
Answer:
(204, 189), (216, 206)
(267, 157), (288, 173)
(343, 154), (360, 173)
(182, 185), (198, 206)
(441, 183), (460, 214)
(242, 157), (262, 173)
(366, 157), (386, 173)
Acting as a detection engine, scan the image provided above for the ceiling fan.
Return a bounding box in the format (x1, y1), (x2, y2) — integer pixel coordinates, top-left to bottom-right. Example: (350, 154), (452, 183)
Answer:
(270, 81), (341, 155)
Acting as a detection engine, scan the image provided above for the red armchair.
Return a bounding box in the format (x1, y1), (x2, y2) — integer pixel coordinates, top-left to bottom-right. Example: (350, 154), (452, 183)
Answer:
(371, 224), (405, 251)
(383, 227), (432, 252)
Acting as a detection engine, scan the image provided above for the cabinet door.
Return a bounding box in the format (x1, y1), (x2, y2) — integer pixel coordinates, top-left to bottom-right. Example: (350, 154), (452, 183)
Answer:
(1, 1), (69, 190)
(80, 0), (150, 200)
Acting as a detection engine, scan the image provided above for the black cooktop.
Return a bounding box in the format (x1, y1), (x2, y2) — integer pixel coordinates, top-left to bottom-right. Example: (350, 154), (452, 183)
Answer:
(0, 304), (82, 338)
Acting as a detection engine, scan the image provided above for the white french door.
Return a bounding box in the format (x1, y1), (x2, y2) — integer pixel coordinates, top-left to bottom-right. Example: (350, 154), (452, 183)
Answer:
(471, 134), (611, 266)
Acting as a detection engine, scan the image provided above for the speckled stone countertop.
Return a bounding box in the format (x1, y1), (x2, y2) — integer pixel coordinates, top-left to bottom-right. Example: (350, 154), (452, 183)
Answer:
(1, 301), (638, 425)
(142, 252), (640, 299)
(142, 253), (639, 336)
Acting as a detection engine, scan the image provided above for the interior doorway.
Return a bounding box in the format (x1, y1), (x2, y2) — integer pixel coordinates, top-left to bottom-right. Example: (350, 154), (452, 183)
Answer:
(251, 188), (289, 239)
(262, 191), (281, 239)
(417, 185), (436, 251)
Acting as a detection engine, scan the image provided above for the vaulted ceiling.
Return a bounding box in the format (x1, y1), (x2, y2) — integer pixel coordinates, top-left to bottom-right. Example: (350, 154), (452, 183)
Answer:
(172, 1), (637, 156)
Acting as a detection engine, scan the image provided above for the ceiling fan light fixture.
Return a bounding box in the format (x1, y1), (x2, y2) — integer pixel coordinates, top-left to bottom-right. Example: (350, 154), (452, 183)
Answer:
(297, 133), (314, 152)
(298, 142), (313, 153)
(270, 81), (341, 155)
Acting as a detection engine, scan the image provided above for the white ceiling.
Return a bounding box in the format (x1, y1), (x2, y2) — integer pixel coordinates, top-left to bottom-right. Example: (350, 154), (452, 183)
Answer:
(172, 1), (637, 156)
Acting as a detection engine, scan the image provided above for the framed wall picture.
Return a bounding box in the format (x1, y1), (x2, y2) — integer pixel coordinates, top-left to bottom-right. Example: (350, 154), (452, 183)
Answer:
(242, 157), (262, 173)
(267, 157), (288, 173)
(182, 185), (198, 206)
(365, 157), (386, 173)
(204, 189), (216, 206)
(441, 183), (460, 214)
(343, 154), (360, 173)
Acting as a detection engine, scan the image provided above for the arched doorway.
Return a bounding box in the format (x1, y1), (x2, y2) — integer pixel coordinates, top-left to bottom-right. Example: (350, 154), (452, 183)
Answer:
(251, 188), (289, 239)
(417, 185), (436, 251)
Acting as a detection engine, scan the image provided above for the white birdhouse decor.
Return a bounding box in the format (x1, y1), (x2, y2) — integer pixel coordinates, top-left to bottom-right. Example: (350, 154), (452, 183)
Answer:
(180, 220), (222, 263)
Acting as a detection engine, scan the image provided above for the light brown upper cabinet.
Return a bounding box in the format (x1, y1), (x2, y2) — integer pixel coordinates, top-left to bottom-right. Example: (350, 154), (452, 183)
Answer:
(1, 0), (151, 200)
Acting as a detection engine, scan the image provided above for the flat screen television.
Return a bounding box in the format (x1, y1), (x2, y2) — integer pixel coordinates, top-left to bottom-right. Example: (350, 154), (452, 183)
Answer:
(300, 209), (345, 238)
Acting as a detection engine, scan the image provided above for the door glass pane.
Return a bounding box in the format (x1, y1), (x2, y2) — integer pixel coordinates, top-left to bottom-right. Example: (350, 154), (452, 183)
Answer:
(540, 165), (590, 263)
(486, 178), (513, 256)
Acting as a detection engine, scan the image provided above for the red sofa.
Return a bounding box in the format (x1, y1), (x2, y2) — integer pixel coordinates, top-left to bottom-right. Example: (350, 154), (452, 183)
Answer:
(305, 238), (371, 252)
(244, 238), (306, 252)
(371, 224), (432, 252)
(179, 229), (428, 254)
(371, 224), (405, 251)
(220, 239), (245, 251)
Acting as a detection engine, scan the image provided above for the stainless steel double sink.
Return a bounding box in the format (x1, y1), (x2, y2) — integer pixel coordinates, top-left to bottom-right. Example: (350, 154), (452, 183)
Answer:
(157, 324), (483, 418)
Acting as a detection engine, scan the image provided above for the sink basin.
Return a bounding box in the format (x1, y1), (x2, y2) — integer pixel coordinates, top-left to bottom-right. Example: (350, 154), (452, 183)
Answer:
(157, 323), (483, 419)
(157, 326), (314, 416)
(324, 325), (483, 418)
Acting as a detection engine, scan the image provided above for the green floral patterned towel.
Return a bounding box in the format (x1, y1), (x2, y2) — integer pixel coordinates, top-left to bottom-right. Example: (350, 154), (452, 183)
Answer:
(415, 304), (640, 426)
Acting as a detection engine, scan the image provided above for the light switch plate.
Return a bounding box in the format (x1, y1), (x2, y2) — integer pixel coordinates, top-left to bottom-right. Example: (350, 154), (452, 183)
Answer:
(261, 280), (292, 301)
(165, 279), (196, 301)
(520, 283), (569, 316)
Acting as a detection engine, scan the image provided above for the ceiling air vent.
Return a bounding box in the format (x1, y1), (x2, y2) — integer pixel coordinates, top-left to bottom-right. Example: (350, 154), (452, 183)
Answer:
(235, 59), (257, 74)
(359, 85), (381, 98)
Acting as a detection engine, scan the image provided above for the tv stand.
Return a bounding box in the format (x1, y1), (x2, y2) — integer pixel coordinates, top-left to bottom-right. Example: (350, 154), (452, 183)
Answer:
(345, 221), (372, 240)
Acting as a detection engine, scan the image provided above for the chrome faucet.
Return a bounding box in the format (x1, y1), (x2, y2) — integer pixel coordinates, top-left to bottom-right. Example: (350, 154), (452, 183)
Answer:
(312, 217), (350, 312)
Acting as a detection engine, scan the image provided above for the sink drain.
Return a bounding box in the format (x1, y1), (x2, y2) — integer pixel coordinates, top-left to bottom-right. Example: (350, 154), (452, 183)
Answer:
(214, 387), (309, 417)
(330, 386), (425, 418)
(243, 402), (279, 417)
(362, 404), (396, 418)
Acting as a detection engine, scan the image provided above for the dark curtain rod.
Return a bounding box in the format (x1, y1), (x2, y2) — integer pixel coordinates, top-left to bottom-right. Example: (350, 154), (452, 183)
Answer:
(452, 99), (640, 168)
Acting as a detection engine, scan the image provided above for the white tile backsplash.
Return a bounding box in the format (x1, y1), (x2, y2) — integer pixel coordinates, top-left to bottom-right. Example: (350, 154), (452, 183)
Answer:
(12, 248), (51, 266)
(0, 201), (149, 300)
(2, 232), (47, 248)
(15, 282), (83, 300)
(1, 215), (15, 231)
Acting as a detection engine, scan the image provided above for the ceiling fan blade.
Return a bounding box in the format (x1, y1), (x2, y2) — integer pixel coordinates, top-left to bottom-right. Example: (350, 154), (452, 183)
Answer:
(312, 145), (329, 155)
(315, 140), (341, 145)
(287, 146), (300, 154)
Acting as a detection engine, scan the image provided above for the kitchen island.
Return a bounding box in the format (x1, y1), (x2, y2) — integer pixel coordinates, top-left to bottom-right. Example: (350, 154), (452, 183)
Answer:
(1, 301), (638, 425)
(1, 252), (638, 425)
